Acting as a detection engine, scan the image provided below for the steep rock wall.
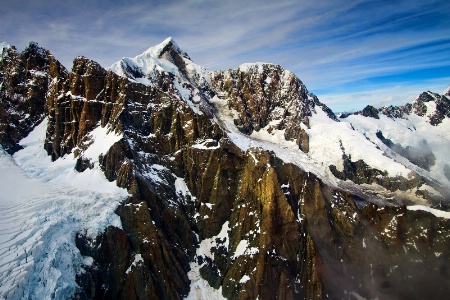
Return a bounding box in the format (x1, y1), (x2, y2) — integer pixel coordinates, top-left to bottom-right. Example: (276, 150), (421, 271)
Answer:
(0, 42), (67, 153)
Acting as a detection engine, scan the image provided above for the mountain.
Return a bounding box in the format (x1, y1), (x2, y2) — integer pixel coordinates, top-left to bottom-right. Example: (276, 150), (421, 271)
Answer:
(109, 37), (213, 117)
(0, 39), (449, 300)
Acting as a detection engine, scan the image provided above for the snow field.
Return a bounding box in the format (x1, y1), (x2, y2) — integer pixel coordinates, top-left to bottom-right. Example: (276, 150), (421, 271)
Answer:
(211, 88), (450, 207)
(0, 119), (128, 299)
(308, 108), (411, 177)
(344, 111), (450, 183)
(407, 205), (450, 219)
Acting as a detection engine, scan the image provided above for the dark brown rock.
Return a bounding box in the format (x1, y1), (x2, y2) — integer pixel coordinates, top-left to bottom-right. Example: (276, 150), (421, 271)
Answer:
(360, 105), (380, 119)
(429, 93), (450, 125)
(0, 42), (67, 153)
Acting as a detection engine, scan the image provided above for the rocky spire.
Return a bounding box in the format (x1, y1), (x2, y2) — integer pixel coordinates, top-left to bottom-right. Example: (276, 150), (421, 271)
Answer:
(0, 41), (67, 154)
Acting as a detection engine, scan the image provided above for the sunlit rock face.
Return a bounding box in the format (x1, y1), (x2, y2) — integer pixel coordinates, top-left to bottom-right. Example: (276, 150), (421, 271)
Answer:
(1, 39), (449, 300)
(210, 63), (337, 152)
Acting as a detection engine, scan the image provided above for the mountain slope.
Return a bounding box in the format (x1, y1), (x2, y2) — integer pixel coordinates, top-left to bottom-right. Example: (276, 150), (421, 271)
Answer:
(0, 39), (449, 300)
(338, 93), (450, 203)
(209, 66), (450, 207)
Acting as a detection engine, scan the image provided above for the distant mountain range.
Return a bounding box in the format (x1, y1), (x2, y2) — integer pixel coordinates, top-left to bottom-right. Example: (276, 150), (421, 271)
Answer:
(1, 38), (449, 300)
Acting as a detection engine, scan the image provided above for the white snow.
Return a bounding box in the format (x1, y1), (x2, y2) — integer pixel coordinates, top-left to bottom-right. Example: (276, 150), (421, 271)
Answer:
(196, 221), (230, 259)
(233, 239), (249, 259)
(185, 221), (229, 300)
(341, 107), (450, 190)
(28, 69), (47, 77)
(239, 275), (251, 284)
(308, 108), (411, 177)
(192, 139), (220, 150)
(141, 164), (171, 185)
(82, 124), (123, 163)
(134, 77), (152, 86)
(178, 173), (228, 299)
(209, 95), (335, 186)
(82, 256), (94, 267)
(175, 177), (189, 196)
(142, 37), (188, 59)
(0, 119), (128, 299)
(125, 254), (144, 275)
(211, 87), (450, 208)
(239, 62), (278, 73)
(407, 205), (450, 219)
(185, 262), (225, 300)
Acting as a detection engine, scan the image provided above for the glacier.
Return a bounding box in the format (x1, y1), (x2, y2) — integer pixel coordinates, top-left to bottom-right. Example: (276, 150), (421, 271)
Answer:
(0, 119), (128, 299)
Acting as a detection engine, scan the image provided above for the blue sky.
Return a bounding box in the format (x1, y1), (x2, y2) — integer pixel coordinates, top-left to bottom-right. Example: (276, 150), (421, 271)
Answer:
(1, 0), (449, 112)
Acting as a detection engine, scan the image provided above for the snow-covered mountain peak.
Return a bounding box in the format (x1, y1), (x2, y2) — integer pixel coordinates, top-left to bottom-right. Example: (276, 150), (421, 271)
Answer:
(239, 62), (281, 72)
(210, 61), (338, 155)
(141, 36), (190, 60)
(109, 38), (213, 115)
(236, 62), (297, 81)
(24, 41), (48, 57)
(109, 37), (203, 81)
(2, 39), (450, 300)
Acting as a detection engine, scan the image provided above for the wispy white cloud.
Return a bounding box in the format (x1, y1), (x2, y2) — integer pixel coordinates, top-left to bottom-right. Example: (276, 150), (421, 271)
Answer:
(1, 0), (449, 111)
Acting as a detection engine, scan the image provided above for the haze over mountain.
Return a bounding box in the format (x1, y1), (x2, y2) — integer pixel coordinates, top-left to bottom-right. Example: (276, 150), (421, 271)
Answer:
(0, 37), (449, 299)
(1, 0), (449, 112)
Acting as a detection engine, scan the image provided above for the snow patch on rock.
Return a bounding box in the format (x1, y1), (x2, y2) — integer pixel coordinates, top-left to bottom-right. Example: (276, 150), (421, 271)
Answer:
(407, 205), (450, 219)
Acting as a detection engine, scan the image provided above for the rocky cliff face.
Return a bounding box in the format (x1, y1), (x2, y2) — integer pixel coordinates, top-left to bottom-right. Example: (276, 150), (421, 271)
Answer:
(0, 42), (67, 154)
(1, 40), (449, 300)
(210, 64), (337, 152)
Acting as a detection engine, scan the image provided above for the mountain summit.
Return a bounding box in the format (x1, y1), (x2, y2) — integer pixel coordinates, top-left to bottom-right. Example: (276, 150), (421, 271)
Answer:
(149, 36), (191, 60)
(109, 37), (212, 115)
(1, 38), (449, 300)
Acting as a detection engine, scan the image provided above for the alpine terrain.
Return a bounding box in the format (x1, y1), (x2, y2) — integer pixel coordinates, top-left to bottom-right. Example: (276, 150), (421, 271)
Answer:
(0, 38), (449, 300)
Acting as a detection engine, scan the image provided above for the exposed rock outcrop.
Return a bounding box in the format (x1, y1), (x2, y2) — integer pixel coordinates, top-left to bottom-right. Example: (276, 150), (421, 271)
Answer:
(329, 153), (422, 194)
(379, 103), (412, 119)
(210, 63), (337, 152)
(0, 42), (67, 153)
(358, 105), (380, 119)
(347, 91), (450, 126)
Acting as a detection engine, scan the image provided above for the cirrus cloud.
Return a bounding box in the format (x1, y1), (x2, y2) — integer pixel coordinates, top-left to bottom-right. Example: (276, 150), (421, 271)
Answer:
(1, 0), (449, 112)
